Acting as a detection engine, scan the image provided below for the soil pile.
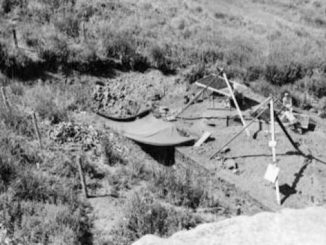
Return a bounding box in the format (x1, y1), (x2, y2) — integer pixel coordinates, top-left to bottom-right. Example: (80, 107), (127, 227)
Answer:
(91, 70), (184, 118)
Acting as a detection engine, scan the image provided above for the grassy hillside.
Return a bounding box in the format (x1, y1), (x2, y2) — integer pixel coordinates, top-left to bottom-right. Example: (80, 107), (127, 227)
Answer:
(1, 0), (326, 107)
(1, 0), (326, 244)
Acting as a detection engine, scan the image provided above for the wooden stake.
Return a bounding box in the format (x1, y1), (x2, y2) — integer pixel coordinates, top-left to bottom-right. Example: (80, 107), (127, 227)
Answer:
(258, 120), (263, 131)
(32, 112), (43, 149)
(12, 29), (18, 48)
(222, 72), (250, 137)
(211, 93), (215, 108)
(77, 156), (88, 199)
(275, 113), (302, 153)
(83, 21), (87, 42)
(1, 87), (11, 112)
(270, 99), (281, 205)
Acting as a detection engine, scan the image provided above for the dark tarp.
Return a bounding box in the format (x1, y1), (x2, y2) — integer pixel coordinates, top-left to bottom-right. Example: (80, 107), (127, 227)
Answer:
(96, 108), (151, 122)
(104, 114), (195, 146)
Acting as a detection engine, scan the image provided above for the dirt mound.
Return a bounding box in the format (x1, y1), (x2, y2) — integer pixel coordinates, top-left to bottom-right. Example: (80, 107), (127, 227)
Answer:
(133, 206), (326, 245)
(92, 70), (185, 118)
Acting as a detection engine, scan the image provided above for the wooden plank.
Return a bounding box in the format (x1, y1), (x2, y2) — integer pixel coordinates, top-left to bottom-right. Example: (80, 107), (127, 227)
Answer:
(32, 112), (43, 149)
(77, 156), (88, 199)
(275, 113), (302, 154)
(1, 86), (10, 112)
(194, 131), (212, 147)
(195, 81), (231, 97)
(196, 75), (267, 104)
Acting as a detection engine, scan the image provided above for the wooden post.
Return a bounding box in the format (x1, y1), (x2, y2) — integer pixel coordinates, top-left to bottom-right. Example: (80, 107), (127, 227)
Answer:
(77, 156), (88, 199)
(1, 87), (10, 112)
(212, 93), (215, 108)
(83, 21), (87, 42)
(275, 113), (302, 153)
(222, 72), (250, 137)
(270, 99), (281, 205)
(32, 112), (43, 149)
(12, 29), (18, 48)
(226, 116), (229, 127)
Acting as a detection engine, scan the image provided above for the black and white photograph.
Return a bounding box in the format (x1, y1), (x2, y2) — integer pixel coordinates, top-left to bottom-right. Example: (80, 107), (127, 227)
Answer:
(0, 0), (326, 244)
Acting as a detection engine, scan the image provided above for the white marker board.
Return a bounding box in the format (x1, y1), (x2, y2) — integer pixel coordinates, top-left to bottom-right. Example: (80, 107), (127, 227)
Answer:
(194, 132), (212, 147)
(264, 164), (280, 183)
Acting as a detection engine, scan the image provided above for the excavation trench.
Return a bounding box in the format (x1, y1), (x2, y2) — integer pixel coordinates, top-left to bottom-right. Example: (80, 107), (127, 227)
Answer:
(140, 144), (272, 216)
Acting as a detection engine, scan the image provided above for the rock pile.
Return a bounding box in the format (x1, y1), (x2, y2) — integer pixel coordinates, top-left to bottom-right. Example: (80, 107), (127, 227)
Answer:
(93, 83), (142, 117)
(91, 70), (176, 118)
(49, 122), (99, 150)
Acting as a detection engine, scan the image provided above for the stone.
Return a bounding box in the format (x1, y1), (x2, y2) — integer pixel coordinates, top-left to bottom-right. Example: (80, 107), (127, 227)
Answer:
(133, 206), (326, 245)
(224, 159), (238, 170)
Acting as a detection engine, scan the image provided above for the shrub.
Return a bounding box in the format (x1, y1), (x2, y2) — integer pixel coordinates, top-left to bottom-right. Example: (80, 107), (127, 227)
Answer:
(152, 167), (205, 209)
(264, 62), (304, 85)
(129, 53), (150, 72)
(100, 136), (124, 166)
(0, 134), (41, 167)
(104, 32), (136, 60)
(184, 63), (207, 84)
(38, 35), (69, 68)
(1, 0), (20, 13)
(0, 195), (93, 244)
(0, 157), (16, 192)
(245, 65), (264, 82)
(214, 12), (227, 19)
(148, 45), (166, 67)
(110, 189), (202, 245)
(0, 44), (37, 78)
(9, 82), (24, 96)
(35, 98), (68, 123)
(296, 74), (326, 98)
(11, 169), (79, 205)
(53, 12), (80, 38)
(24, 84), (72, 124)
(0, 109), (35, 137)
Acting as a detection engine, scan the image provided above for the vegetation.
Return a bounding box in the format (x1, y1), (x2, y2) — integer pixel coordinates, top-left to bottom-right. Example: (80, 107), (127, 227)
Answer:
(2, 0), (326, 244)
(0, 82), (95, 244)
(110, 189), (202, 245)
(0, 135), (94, 244)
(1, 0), (326, 108)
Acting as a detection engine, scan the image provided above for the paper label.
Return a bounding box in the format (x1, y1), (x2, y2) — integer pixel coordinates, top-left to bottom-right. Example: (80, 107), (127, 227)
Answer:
(268, 140), (277, 148)
(264, 164), (280, 183)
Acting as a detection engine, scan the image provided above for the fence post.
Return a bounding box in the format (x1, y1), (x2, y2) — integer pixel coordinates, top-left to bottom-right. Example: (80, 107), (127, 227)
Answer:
(1, 87), (11, 112)
(77, 155), (88, 199)
(32, 112), (43, 149)
(12, 29), (18, 48)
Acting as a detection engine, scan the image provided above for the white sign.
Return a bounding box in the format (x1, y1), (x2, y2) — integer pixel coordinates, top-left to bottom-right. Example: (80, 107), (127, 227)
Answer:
(268, 140), (277, 148)
(194, 131), (212, 147)
(264, 164), (280, 183)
